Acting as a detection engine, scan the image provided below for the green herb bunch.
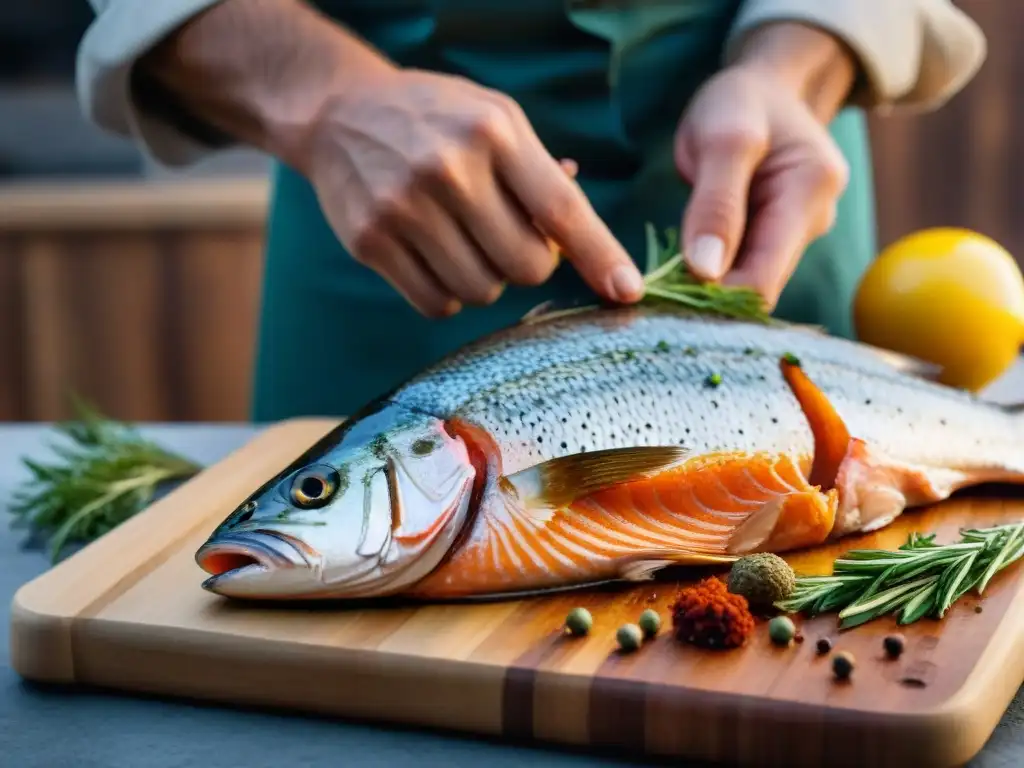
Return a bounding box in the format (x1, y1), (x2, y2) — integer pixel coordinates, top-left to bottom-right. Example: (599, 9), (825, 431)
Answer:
(640, 223), (771, 323)
(8, 397), (202, 562)
(775, 522), (1024, 629)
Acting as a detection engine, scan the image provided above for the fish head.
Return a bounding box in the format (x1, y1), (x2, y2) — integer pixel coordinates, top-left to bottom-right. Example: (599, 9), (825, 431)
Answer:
(195, 402), (478, 600)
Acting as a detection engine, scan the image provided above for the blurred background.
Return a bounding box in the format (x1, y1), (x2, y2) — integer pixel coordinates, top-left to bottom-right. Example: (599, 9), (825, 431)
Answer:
(0, 0), (1019, 423)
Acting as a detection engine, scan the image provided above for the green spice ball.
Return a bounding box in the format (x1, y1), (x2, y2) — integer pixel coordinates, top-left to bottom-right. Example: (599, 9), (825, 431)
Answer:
(768, 615), (796, 646)
(883, 634), (905, 658)
(564, 607), (593, 637)
(637, 608), (661, 638)
(832, 651), (855, 680)
(616, 623), (643, 652)
(727, 553), (796, 609)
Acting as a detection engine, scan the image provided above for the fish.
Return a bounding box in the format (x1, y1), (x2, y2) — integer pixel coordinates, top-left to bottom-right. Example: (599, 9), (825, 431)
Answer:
(194, 303), (1024, 601)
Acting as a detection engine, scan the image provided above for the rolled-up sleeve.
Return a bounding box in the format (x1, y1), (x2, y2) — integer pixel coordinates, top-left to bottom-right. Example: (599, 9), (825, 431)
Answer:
(725, 0), (988, 112)
(77, 0), (231, 166)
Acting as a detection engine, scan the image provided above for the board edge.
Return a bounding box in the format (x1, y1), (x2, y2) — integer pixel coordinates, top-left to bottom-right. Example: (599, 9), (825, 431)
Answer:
(7, 417), (343, 684)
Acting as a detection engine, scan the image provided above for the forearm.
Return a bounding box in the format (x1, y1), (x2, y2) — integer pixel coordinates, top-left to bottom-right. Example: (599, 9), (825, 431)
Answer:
(730, 22), (858, 123)
(135, 0), (396, 170)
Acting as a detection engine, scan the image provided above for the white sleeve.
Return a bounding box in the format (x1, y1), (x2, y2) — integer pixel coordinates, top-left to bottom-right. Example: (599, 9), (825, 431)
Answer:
(724, 0), (988, 112)
(76, 0), (232, 167)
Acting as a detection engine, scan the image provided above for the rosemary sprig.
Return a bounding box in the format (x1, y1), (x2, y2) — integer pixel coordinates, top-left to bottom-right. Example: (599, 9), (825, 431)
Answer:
(640, 223), (772, 323)
(7, 396), (203, 562)
(776, 522), (1024, 629)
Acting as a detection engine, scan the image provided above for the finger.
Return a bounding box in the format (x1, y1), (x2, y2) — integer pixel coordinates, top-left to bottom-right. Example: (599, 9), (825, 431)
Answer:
(360, 230), (461, 318)
(723, 185), (833, 309)
(492, 118), (644, 304)
(678, 132), (767, 282)
(399, 190), (506, 305)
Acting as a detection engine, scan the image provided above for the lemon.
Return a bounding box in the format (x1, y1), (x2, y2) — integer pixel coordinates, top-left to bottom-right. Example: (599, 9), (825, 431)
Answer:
(853, 227), (1024, 392)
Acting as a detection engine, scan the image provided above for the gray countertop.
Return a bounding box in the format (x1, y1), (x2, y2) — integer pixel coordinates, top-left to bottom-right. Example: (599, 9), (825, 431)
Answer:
(2, 421), (1023, 768)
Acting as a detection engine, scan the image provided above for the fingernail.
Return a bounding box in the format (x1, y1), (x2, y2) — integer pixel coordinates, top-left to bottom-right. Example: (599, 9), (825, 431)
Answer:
(688, 235), (725, 279)
(610, 265), (645, 302)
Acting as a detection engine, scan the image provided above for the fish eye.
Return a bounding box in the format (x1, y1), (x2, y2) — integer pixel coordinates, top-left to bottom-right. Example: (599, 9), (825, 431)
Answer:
(411, 437), (439, 456)
(289, 465), (342, 509)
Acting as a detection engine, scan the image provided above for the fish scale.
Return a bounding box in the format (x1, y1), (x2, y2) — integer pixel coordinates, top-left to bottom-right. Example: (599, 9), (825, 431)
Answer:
(197, 304), (1024, 601)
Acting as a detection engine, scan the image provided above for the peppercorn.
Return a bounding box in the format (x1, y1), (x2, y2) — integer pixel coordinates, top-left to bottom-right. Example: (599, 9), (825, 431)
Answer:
(638, 609), (661, 639)
(816, 637), (833, 655)
(768, 616), (796, 646)
(564, 607), (593, 637)
(975, 605), (984, 614)
(883, 634), (905, 658)
(832, 651), (855, 680)
(617, 623), (643, 652)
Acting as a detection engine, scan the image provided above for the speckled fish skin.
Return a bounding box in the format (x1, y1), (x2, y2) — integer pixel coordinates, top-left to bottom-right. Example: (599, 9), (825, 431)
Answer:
(196, 304), (1024, 601)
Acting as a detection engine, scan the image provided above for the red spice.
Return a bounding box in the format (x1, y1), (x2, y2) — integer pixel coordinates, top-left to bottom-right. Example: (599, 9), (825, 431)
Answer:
(670, 576), (756, 650)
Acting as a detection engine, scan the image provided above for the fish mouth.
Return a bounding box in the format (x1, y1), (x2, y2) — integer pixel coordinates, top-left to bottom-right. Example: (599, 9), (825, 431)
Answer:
(196, 530), (312, 590)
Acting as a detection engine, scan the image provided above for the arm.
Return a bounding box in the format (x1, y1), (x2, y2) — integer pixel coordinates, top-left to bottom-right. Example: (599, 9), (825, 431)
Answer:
(78, 0), (395, 172)
(131, 0), (395, 174)
(77, 0), (644, 314)
(724, 0), (988, 113)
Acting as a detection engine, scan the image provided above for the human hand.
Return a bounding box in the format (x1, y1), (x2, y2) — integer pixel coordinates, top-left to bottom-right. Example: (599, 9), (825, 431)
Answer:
(673, 63), (851, 309)
(300, 68), (644, 317)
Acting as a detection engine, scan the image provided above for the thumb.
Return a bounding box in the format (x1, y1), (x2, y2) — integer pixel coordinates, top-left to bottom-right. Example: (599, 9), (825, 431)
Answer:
(678, 133), (766, 282)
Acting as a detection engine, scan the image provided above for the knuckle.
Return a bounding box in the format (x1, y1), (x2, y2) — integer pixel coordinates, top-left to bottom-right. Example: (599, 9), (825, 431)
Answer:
(418, 146), (465, 190)
(464, 280), (505, 306)
(507, 251), (557, 286)
(350, 223), (387, 266)
(691, 191), (742, 236)
(534, 188), (578, 237)
(469, 105), (515, 149)
(702, 127), (768, 159)
(807, 154), (849, 194)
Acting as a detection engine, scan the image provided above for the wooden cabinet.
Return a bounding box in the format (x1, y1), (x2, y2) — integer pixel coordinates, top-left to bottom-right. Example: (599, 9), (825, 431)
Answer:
(0, 179), (268, 422)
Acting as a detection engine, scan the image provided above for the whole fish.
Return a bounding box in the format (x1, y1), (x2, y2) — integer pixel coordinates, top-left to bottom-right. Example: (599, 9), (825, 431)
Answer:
(195, 304), (1024, 600)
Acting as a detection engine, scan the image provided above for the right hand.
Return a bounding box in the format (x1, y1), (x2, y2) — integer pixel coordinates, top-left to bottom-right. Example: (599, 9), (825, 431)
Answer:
(298, 67), (645, 317)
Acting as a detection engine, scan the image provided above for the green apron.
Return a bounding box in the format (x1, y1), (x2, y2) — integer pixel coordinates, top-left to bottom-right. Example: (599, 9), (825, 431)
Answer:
(251, 0), (876, 422)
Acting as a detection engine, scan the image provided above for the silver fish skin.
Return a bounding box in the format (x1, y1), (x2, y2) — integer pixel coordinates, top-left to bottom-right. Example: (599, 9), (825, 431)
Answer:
(196, 305), (1024, 601)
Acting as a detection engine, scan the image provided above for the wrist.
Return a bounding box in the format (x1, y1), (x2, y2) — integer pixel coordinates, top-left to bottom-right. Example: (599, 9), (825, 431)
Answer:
(137, 0), (399, 172)
(731, 21), (858, 121)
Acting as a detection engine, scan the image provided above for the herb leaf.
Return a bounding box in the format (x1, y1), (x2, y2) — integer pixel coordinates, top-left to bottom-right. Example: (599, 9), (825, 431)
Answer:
(640, 223), (772, 323)
(7, 396), (203, 562)
(775, 523), (1024, 629)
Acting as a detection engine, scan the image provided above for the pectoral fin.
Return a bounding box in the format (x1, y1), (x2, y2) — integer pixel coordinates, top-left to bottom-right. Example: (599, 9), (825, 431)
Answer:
(503, 446), (689, 510)
(779, 356), (853, 492)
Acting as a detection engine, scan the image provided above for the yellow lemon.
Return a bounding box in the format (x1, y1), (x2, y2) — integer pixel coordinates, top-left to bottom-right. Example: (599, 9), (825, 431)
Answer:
(853, 227), (1024, 392)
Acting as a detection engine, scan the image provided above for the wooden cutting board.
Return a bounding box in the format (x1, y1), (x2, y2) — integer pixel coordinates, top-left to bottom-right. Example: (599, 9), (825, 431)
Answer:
(11, 418), (1024, 768)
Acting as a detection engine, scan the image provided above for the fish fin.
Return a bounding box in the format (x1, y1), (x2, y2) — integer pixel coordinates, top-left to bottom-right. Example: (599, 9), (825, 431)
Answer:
(620, 553), (738, 582)
(519, 299), (599, 325)
(779, 356), (852, 491)
(504, 446), (690, 509)
(725, 488), (839, 554)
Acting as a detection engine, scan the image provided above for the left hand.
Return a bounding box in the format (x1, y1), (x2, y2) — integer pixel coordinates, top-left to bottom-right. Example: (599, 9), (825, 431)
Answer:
(674, 63), (851, 309)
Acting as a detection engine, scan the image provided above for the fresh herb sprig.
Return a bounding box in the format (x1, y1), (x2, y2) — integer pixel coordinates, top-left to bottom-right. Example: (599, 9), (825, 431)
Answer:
(8, 397), (202, 562)
(640, 223), (772, 323)
(776, 522), (1024, 629)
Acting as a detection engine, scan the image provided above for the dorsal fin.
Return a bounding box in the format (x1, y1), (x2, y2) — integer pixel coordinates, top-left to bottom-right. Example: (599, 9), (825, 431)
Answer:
(519, 299), (600, 325)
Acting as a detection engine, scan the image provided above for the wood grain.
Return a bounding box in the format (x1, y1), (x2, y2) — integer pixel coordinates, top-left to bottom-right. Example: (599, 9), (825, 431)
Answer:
(11, 418), (1024, 768)
(0, 178), (267, 422)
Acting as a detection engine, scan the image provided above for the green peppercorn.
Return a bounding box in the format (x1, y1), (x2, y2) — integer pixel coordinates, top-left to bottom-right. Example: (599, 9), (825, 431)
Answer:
(564, 607), (593, 637)
(832, 651), (855, 680)
(706, 373), (722, 388)
(616, 623), (643, 652)
(656, 340), (670, 353)
(883, 634), (905, 658)
(768, 616), (796, 646)
(638, 609), (661, 639)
